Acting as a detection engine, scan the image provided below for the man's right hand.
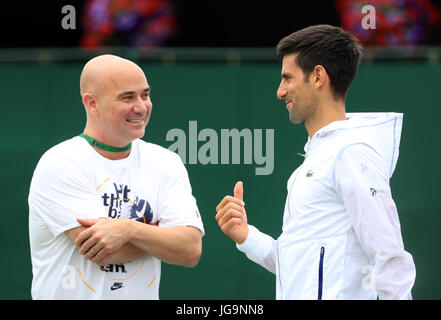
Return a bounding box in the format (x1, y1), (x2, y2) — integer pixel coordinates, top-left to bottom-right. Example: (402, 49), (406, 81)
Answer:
(215, 181), (249, 244)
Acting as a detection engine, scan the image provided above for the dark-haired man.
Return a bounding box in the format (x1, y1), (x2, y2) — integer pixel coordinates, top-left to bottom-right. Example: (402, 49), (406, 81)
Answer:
(215, 25), (415, 300)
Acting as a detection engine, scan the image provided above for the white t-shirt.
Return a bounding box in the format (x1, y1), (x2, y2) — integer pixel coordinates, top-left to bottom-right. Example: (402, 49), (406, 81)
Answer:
(28, 136), (204, 300)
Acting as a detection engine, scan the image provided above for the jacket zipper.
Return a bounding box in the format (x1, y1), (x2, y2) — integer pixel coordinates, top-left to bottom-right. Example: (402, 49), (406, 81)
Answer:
(318, 247), (325, 300)
(279, 137), (314, 299)
(280, 164), (304, 298)
(276, 241), (283, 299)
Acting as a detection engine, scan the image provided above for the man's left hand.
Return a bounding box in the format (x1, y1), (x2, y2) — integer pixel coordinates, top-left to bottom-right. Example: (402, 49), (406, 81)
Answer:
(75, 218), (132, 264)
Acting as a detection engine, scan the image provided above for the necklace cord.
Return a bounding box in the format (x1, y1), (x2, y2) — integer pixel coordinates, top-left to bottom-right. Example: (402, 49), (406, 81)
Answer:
(79, 134), (132, 152)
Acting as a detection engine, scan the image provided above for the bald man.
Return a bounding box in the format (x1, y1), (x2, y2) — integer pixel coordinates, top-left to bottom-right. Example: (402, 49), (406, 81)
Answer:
(28, 55), (204, 299)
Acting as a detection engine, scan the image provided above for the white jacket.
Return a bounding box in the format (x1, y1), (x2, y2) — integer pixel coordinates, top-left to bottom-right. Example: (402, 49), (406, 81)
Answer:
(237, 113), (416, 300)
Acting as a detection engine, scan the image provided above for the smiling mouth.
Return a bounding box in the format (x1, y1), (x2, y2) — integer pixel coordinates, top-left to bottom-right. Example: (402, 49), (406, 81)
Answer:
(127, 119), (144, 123)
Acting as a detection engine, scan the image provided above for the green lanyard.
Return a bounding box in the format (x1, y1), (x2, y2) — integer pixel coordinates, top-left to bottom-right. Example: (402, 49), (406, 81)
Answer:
(79, 133), (132, 152)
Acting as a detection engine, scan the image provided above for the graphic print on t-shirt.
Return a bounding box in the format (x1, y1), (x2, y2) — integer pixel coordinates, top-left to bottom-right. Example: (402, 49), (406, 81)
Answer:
(99, 180), (154, 224)
(78, 177), (156, 292)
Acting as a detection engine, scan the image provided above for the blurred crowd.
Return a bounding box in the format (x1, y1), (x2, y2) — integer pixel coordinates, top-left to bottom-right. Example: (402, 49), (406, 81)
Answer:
(336, 0), (441, 46)
(78, 0), (441, 48)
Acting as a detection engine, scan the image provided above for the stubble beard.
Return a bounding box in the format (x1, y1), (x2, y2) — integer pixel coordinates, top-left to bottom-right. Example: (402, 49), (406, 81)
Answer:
(288, 94), (318, 125)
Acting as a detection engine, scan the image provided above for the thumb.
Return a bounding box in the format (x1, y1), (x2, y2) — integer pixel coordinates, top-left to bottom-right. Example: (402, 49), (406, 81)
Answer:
(77, 218), (98, 227)
(234, 181), (244, 202)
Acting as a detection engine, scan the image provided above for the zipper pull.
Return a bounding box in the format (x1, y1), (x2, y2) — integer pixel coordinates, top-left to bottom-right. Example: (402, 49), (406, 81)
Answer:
(318, 246), (325, 300)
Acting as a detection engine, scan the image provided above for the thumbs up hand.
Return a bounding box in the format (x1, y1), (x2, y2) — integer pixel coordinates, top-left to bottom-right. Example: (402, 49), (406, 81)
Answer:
(215, 181), (249, 244)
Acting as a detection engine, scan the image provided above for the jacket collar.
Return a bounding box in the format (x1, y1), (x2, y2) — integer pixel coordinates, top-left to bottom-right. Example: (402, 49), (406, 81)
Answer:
(303, 112), (403, 177)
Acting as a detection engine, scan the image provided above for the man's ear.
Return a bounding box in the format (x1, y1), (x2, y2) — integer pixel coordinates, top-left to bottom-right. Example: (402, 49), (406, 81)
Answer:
(311, 65), (328, 90)
(82, 93), (99, 117)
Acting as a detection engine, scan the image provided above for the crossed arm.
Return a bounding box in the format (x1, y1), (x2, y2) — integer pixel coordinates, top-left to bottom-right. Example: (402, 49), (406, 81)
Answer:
(65, 218), (202, 268)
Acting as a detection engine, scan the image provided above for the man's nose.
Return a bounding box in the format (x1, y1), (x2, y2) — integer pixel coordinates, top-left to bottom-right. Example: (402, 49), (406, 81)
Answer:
(133, 96), (150, 113)
(277, 82), (287, 100)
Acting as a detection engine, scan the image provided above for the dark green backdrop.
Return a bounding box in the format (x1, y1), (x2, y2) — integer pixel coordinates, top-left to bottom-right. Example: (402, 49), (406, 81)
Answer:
(0, 55), (440, 299)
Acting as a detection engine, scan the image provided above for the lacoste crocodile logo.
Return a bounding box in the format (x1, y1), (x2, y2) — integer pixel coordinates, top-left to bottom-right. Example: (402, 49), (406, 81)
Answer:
(306, 170), (314, 177)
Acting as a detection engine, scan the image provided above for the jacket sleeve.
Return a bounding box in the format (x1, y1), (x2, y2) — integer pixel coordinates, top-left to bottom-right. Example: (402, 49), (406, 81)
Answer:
(334, 143), (416, 300)
(236, 225), (277, 274)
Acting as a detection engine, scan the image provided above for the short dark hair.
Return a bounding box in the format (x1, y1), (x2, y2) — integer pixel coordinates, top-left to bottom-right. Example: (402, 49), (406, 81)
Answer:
(276, 24), (363, 100)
